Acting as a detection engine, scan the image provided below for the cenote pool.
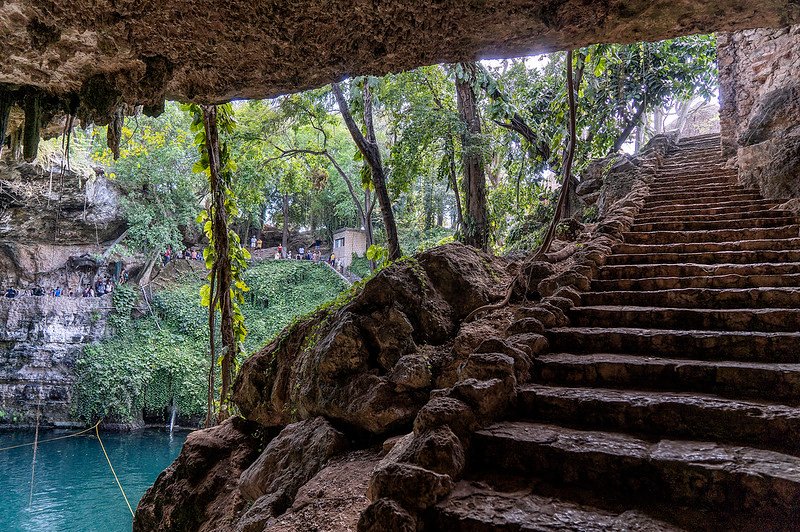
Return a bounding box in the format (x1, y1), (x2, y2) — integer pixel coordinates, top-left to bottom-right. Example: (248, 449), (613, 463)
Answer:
(0, 429), (186, 532)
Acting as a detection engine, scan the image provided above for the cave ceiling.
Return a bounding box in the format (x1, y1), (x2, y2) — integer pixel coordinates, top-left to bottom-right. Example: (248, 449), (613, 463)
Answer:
(0, 0), (798, 114)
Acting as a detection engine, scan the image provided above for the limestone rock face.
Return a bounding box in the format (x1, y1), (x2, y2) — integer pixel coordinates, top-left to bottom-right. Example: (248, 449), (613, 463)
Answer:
(233, 243), (510, 435)
(0, 295), (111, 425)
(0, 1), (797, 109)
(718, 25), (800, 199)
(0, 160), (126, 287)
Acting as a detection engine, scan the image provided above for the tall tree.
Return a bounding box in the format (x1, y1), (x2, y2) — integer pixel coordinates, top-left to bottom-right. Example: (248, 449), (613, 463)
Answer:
(455, 63), (489, 251)
(332, 81), (402, 261)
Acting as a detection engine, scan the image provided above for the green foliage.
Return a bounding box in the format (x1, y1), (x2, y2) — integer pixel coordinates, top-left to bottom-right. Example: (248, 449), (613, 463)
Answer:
(109, 283), (138, 330)
(349, 255), (372, 279)
(91, 103), (200, 256)
(366, 244), (388, 263)
(72, 261), (347, 423)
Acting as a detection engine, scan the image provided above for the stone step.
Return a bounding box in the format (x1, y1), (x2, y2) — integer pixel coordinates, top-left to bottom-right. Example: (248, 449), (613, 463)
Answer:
(652, 170), (736, 180)
(606, 249), (800, 265)
(622, 225), (800, 244)
(517, 384), (800, 455)
(632, 209), (796, 224)
(614, 238), (800, 255)
(640, 198), (782, 216)
(629, 217), (797, 233)
(648, 182), (742, 195)
(533, 353), (800, 405)
(546, 327), (800, 362)
(598, 262), (800, 281)
(472, 422), (800, 527)
(570, 306), (800, 332)
(433, 482), (683, 531)
(592, 273), (800, 291)
(645, 192), (763, 209)
(653, 169), (734, 180)
(581, 287), (800, 309)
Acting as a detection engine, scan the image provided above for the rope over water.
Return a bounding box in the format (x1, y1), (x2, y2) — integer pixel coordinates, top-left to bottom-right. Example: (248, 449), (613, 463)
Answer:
(95, 424), (135, 517)
(0, 420), (135, 518)
(0, 421), (101, 453)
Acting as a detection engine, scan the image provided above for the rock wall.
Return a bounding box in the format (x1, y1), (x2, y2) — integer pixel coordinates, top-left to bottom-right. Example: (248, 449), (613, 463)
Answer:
(0, 160), (126, 288)
(718, 25), (800, 199)
(0, 295), (111, 426)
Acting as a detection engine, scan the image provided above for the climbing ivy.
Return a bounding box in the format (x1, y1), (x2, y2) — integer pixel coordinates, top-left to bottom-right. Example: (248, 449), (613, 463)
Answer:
(108, 283), (138, 330)
(72, 261), (347, 424)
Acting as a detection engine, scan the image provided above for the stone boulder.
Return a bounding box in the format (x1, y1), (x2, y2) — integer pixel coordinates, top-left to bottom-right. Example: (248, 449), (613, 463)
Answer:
(133, 417), (265, 532)
(233, 243), (511, 435)
(236, 417), (348, 531)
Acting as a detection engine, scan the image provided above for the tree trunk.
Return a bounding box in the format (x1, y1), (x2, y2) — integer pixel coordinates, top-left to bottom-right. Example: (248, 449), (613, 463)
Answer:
(610, 103), (646, 154)
(447, 136), (464, 232)
(281, 192), (289, 256)
(201, 105), (236, 425)
(455, 63), (488, 251)
(331, 81), (402, 261)
(539, 50), (579, 256)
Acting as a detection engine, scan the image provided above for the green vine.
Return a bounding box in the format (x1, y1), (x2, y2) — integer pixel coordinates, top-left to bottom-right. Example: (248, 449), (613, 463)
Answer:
(184, 103), (251, 424)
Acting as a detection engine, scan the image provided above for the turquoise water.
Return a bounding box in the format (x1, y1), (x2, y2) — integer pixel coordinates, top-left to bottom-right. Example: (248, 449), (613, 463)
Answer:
(0, 429), (186, 532)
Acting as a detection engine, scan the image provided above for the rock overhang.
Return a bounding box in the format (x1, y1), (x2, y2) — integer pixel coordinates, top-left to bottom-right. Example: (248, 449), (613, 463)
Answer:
(1, 0), (798, 111)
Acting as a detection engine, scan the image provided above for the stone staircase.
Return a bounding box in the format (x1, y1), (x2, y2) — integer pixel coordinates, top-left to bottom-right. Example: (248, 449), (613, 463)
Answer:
(435, 134), (800, 530)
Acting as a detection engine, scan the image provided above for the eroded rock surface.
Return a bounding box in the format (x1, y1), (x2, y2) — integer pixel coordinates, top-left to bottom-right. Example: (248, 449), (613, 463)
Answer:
(233, 243), (511, 435)
(236, 417), (348, 530)
(0, 160), (125, 286)
(0, 1), (798, 108)
(134, 417), (266, 532)
(718, 25), (800, 199)
(0, 295), (110, 425)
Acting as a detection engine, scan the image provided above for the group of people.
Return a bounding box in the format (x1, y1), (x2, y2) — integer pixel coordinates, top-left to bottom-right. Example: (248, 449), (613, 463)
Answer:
(3, 271), (129, 300)
(249, 236), (264, 249)
(272, 244), (337, 266)
(5, 285), (74, 298)
(163, 246), (202, 264)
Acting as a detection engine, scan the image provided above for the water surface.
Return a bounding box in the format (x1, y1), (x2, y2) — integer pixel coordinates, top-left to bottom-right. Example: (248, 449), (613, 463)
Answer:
(0, 429), (185, 532)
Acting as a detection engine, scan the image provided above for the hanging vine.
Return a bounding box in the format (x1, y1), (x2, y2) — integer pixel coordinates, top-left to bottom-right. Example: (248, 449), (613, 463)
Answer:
(184, 103), (250, 426)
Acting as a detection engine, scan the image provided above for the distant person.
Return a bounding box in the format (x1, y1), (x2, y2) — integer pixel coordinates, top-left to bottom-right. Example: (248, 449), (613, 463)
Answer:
(256, 238), (263, 249)
(250, 235), (257, 249)
(5, 287), (17, 298)
(298, 246), (305, 259)
(33, 286), (44, 297)
(277, 244), (283, 258)
(274, 250), (280, 260)
(54, 286), (62, 297)
(96, 280), (105, 296)
(329, 252), (335, 265)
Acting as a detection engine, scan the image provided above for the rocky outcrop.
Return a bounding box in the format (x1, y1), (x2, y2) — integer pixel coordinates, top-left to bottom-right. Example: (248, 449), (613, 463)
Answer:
(233, 243), (512, 435)
(134, 417), (267, 532)
(0, 295), (111, 425)
(718, 25), (800, 200)
(0, 1), (798, 115)
(134, 140), (672, 530)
